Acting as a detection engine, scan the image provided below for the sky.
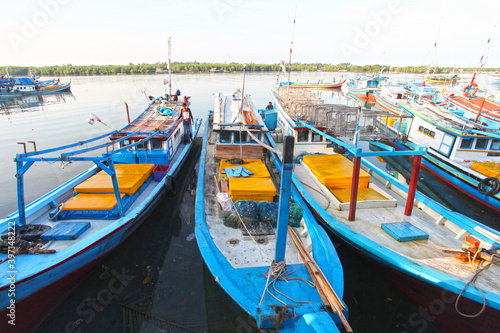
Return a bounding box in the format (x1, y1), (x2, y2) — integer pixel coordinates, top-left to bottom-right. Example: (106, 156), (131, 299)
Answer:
(1, 0), (498, 68)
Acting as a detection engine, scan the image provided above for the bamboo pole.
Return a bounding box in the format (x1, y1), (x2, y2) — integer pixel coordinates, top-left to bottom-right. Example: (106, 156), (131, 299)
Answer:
(288, 226), (353, 332)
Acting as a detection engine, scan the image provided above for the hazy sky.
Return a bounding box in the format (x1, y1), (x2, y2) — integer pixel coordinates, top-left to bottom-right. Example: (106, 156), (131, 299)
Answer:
(1, 0), (498, 68)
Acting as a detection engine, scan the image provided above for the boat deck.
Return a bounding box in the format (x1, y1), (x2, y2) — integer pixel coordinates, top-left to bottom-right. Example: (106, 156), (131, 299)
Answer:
(203, 130), (308, 269)
(292, 155), (500, 295)
(119, 101), (182, 134)
(0, 141), (187, 255)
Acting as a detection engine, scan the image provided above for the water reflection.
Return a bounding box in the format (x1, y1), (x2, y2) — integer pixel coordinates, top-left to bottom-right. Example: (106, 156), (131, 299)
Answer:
(0, 91), (76, 114)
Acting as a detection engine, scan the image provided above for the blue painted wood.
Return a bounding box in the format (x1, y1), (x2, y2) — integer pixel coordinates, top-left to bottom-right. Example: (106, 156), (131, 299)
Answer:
(381, 222), (429, 242)
(196, 111), (347, 332)
(0, 98), (203, 328)
(41, 222), (91, 240)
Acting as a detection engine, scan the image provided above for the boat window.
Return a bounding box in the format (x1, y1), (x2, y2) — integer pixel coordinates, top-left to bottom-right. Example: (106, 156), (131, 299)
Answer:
(151, 140), (163, 150)
(418, 126), (424, 132)
(429, 131), (436, 138)
(136, 142), (148, 149)
(459, 138), (473, 149)
(219, 132), (232, 143)
(424, 128), (430, 135)
(312, 132), (322, 142)
(234, 132), (248, 143)
(297, 130), (309, 142)
(474, 139), (488, 150)
(397, 94), (403, 99)
(491, 139), (500, 150)
(249, 132), (261, 143)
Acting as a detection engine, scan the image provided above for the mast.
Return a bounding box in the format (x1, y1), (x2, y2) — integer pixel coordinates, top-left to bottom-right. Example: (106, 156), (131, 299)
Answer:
(287, 2), (298, 86)
(168, 29), (172, 98)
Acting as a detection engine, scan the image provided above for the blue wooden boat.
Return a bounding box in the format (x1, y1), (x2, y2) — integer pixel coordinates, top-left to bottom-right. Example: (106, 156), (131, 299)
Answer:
(395, 98), (500, 215)
(0, 76), (71, 98)
(195, 92), (350, 332)
(0, 97), (201, 332)
(270, 86), (500, 333)
(345, 73), (389, 94)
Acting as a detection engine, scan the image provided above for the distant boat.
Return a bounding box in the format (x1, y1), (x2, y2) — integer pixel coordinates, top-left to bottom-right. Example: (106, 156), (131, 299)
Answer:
(345, 73), (389, 93)
(397, 98), (500, 215)
(270, 86), (500, 333)
(0, 76), (71, 98)
(195, 91), (350, 332)
(426, 74), (459, 83)
(279, 78), (346, 90)
(0, 96), (201, 332)
(373, 84), (410, 114)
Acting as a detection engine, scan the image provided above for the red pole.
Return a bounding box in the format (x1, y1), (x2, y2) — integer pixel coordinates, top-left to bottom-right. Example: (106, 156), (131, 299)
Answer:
(405, 155), (422, 216)
(348, 156), (361, 221)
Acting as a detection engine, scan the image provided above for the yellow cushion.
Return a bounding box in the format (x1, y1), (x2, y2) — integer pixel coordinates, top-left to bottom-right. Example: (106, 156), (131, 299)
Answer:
(229, 177), (276, 202)
(97, 163), (155, 183)
(219, 159), (270, 179)
(303, 154), (370, 189)
(74, 174), (144, 196)
(331, 188), (388, 203)
(471, 162), (500, 179)
(62, 193), (126, 210)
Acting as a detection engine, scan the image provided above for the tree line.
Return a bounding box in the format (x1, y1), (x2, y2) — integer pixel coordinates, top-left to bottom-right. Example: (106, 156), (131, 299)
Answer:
(1, 62), (498, 77)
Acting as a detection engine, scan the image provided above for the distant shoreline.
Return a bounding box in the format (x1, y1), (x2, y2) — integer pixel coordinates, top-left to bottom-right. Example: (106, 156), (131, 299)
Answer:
(2, 62), (499, 77)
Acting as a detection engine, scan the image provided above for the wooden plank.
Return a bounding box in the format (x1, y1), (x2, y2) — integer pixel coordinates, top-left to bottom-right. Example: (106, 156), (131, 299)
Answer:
(288, 227), (353, 332)
(41, 222), (91, 240)
(381, 222), (429, 242)
(220, 178), (229, 193)
(215, 145), (264, 160)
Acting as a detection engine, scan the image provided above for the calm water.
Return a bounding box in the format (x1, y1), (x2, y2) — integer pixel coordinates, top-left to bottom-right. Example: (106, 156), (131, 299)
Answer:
(1, 73), (497, 332)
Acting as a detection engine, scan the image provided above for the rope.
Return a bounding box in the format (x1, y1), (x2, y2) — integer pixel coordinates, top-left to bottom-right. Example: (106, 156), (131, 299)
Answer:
(48, 203), (64, 221)
(232, 203), (273, 263)
(455, 252), (499, 318)
(261, 261), (315, 305)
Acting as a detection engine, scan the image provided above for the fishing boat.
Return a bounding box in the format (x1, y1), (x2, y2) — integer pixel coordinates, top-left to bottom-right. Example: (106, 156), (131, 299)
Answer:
(396, 98), (500, 215)
(269, 86), (500, 333)
(0, 97), (202, 332)
(279, 78), (346, 90)
(0, 76), (71, 98)
(373, 84), (410, 114)
(345, 73), (389, 94)
(195, 90), (350, 332)
(426, 74), (459, 84)
(442, 92), (500, 129)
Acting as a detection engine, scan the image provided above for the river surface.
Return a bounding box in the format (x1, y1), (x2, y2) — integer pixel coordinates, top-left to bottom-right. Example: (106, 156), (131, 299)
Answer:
(1, 72), (498, 332)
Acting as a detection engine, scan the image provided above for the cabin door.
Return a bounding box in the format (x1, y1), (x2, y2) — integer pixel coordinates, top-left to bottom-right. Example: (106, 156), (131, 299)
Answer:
(438, 133), (456, 157)
(167, 136), (174, 161)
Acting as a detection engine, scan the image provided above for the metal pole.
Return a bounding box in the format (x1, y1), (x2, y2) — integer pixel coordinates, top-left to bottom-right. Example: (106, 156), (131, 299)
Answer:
(16, 158), (26, 226)
(348, 156), (361, 221)
(405, 155), (422, 216)
(168, 30), (172, 98)
(275, 136), (294, 263)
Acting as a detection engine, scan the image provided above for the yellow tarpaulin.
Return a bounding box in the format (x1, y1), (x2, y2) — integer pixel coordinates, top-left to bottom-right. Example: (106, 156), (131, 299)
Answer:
(74, 174), (144, 196)
(331, 188), (388, 203)
(471, 162), (500, 179)
(229, 177), (276, 202)
(303, 154), (370, 189)
(62, 193), (126, 210)
(97, 163), (155, 183)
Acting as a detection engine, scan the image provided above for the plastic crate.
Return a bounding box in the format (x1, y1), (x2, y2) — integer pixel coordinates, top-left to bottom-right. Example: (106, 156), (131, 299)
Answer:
(153, 165), (170, 182)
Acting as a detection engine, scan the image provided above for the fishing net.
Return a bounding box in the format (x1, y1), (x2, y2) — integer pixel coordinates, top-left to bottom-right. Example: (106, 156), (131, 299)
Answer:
(223, 200), (303, 229)
(223, 200), (259, 228)
(288, 203), (303, 228)
(257, 201), (279, 225)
